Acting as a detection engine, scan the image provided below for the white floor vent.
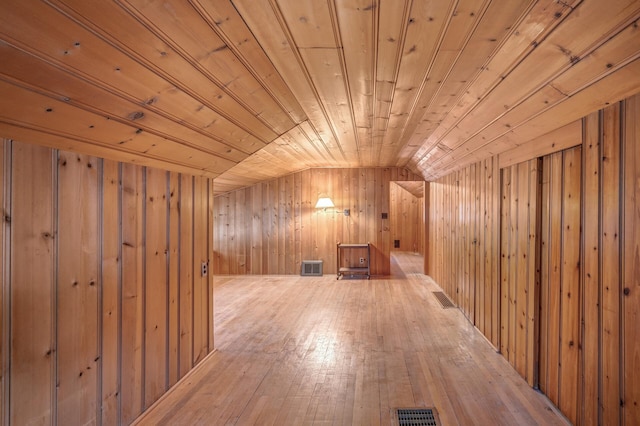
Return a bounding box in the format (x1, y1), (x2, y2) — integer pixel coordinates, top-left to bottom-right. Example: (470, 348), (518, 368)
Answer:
(301, 260), (323, 276)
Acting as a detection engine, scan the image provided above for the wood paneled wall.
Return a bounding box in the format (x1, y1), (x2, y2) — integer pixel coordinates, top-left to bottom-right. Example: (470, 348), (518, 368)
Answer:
(500, 158), (542, 387)
(213, 168), (422, 276)
(427, 93), (640, 425)
(427, 157), (500, 343)
(0, 140), (214, 425)
(538, 145), (582, 423)
(389, 183), (424, 254)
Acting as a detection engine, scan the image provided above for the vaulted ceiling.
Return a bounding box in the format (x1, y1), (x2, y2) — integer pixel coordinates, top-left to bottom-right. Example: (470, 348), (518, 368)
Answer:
(1, 0), (639, 195)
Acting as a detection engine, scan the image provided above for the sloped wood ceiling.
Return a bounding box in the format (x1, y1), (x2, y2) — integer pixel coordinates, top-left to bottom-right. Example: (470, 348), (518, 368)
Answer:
(1, 0), (639, 194)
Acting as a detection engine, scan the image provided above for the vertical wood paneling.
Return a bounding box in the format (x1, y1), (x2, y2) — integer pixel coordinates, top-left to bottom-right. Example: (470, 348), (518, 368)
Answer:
(581, 110), (600, 425)
(121, 162), (144, 424)
(539, 147), (582, 419)
(517, 162), (528, 380)
(199, 178), (211, 359)
(278, 176), (286, 274)
(527, 159), (541, 387)
(232, 188), (242, 275)
(478, 161), (486, 333)
(500, 167), (511, 356)
(601, 104), (621, 425)
(300, 170), (311, 262)
(0, 140), (5, 426)
(453, 173), (460, 304)
(179, 175), (194, 378)
(10, 142), (55, 425)
(3, 142), (215, 425)
(548, 151), (563, 406)
(207, 178), (214, 353)
(389, 183), (423, 253)
(539, 154), (551, 396)
(380, 168), (392, 272)
(213, 168), (421, 276)
(144, 167), (169, 407)
(56, 151), (100, 425)
(424, 94), (639, 425)
(559, 147), (581, 424)
(294, 172), (302, 273)
(168, 172), (180, 386)
(498, 159), (541, 386)
(365, 168), (376, 267)
(468, 164), (475, 323)
(193, 177), (206, 364)
(491, 156), (500, 349)
(623, 93), (640, 425)
(423, 182), (429, 274)
(266, 179), (278, 273)
(507, 166), (517, 366)
(101, 159), (120, 425)
(427, 157), (500, 343)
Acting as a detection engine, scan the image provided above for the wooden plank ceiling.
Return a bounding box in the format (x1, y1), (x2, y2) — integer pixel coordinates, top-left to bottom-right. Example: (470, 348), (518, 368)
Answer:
(1, 0), (639, 195)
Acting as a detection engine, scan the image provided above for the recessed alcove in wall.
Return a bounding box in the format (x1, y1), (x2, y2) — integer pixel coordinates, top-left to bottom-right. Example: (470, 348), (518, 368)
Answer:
(389, 181), (425, 254)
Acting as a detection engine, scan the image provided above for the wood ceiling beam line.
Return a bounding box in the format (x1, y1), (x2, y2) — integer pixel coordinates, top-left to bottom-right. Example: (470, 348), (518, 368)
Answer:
(431, 13), (640, 174)
(428, 0), (640, 162)
(0, 121), (226, 177)
(188, 0), (307, 125)
(394, 0), (495, 167)
(329, 3), (362, 164)
(0, 57), (260, 161)
(391, 0), (466, 159)
(298, 120), (339, 163)
(41, 0), (278, 143)
(372, 0), (412, 164)
(411, 0), (575, 164)
(112, 0), (294, 135)
(433, 58), (640, 177)
(240, 0), (349, 164)
(379, 0), (459, 163)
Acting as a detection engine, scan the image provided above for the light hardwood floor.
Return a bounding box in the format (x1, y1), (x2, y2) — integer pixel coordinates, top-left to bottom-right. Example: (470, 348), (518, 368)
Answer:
(135, 252), (569, 425)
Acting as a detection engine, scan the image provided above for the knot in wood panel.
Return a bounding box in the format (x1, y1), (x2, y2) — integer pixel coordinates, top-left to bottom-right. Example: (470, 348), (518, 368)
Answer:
(128, 111), (145, 121)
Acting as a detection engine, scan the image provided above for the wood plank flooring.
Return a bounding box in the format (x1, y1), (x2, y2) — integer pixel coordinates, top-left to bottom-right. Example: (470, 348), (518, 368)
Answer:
(135, 252), (569, 425)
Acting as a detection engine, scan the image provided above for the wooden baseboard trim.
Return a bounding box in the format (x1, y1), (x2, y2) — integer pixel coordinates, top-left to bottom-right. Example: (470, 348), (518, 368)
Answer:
(130, 348), (218, 425)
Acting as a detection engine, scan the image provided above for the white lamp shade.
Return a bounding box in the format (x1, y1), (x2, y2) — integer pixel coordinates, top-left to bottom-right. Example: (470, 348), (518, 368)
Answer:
(315, 197), (335, 209)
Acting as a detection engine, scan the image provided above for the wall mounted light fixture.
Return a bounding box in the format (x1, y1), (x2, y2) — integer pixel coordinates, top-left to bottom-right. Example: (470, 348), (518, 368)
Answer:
(315, 196), (350, 216)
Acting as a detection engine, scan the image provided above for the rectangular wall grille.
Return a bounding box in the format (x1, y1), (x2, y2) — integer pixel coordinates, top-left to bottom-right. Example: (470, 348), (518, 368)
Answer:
(432, 291), (455, 308)
(396, 408), (438, 426)
(301, 260), (323, 276)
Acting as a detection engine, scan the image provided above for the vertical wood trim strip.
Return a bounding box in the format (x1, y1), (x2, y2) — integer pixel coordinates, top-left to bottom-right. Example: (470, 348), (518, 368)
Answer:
(101, 159), (121, 425)
(9, 142), (55, 425)
(508, 165), (518, 368)
(208, 179), (215, 352)
(516, 163), (528, 376)
(581, 111), (601, 425)
(548, 152), (562, 406)
(539, 155), (550, 394)
(179, 175), (194, 378)
(622, 92), (640, 424)
(528, 158), (542, 388)
(120, 163), (144, 424)
(423, 182), (429, 274)
(168, 172), (180, 387)
(0, 139), (7, 426)
(560, 146), (582, 424)
(97, 158), (103, 426)
(492, 156), (500, 350)
(499, 167), (510, 356)
(601, 103), (621, 425)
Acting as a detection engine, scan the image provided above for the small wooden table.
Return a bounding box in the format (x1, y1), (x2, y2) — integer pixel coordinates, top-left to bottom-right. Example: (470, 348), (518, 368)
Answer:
(336, 242), (370, 280)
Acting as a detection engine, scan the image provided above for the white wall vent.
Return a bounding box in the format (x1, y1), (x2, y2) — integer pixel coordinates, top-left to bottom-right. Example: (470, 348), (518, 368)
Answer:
(301, 260), (323, 276)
